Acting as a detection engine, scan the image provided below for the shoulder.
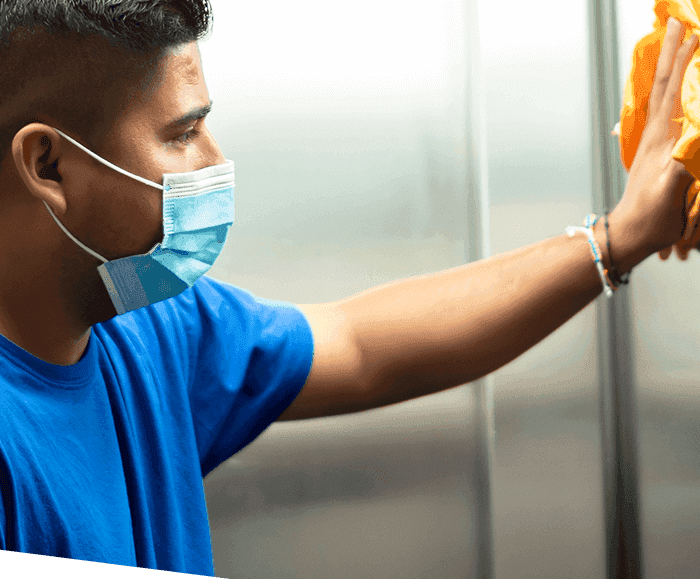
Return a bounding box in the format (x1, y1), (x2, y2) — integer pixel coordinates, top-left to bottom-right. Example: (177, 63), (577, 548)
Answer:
(96, 277), (253, 337)
(94, 276), (313, 360)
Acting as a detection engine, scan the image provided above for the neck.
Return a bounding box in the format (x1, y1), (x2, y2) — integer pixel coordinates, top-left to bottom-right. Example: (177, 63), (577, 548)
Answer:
(0, 246), (117, 367)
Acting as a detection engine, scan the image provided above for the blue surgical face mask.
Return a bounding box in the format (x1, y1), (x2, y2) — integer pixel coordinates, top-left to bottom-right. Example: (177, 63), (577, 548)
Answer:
(45, 128), (235, 315)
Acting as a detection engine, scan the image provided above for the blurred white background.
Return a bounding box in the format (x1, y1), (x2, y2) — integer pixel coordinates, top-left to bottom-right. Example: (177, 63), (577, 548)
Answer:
(199, 1), (700, 577)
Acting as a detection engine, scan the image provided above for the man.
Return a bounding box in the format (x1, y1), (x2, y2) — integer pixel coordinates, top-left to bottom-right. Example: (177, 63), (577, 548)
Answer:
(0, 0), (696, 575)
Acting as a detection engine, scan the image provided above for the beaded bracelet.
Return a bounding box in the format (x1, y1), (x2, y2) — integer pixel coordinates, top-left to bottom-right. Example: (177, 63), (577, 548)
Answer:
(603, 211), (630, 286)
(585, 214), (619, 292)
(565, 217), (615, 298)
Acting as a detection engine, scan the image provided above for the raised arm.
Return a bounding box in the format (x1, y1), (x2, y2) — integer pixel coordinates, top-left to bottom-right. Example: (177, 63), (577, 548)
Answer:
(276, 17), (699, 422)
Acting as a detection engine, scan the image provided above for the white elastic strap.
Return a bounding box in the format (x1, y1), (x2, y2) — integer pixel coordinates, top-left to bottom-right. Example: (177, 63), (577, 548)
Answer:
(566, 225), (614, 299)
(53, 128), (164, 191)
(43, 201), (109, 264)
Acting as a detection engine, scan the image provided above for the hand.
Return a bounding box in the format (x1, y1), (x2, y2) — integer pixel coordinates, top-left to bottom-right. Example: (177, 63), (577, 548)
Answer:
(610, 17), (699, 267)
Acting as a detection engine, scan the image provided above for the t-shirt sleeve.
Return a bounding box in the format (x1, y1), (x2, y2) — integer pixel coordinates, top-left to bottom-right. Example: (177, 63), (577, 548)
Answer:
(142, 276), (315, 477)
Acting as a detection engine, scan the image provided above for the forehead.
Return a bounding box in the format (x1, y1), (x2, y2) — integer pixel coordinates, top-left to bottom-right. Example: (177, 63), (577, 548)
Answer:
(118, 42), (211, 132)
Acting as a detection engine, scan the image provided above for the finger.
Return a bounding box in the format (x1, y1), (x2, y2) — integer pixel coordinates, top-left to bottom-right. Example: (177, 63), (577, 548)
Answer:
(688, 193), (700, 247)
(659, 246), (673, 260)
(690, 215), (700, 249)
(661, 32), (698, 121)
(673, 242), (692, 261)
(683, 187), (700, 240)
(649, 17), (685, 113)
(684, 208), (700, 242)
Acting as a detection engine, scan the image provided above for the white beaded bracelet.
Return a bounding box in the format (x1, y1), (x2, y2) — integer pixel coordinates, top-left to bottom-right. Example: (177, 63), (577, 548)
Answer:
(565, 225), (615, 298)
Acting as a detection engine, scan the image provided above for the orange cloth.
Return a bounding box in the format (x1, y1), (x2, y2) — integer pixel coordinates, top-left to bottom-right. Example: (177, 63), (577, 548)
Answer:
(615, 0), (700, 258)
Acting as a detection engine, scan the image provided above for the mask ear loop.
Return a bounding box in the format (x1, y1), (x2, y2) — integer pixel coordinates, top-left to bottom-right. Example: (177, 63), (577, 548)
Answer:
(53, 128), (164, 191)
(43, 128), (166, 263)
(43, 201), (109, 263)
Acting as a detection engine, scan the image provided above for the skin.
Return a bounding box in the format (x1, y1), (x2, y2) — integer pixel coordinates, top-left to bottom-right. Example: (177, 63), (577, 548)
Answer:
(282, 17), (700, 420)
(0, 19), (697, 422)
(1, 42), (223, 365)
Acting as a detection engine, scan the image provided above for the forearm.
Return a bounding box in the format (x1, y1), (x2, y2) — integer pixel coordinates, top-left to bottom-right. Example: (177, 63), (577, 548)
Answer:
(285, 25), (697, 422)
(338, 215), (644, 408)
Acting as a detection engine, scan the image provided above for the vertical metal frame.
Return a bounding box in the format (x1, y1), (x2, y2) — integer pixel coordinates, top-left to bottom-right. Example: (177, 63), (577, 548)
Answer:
(464, 1), (645, 576)
(586, 0), (644, 576)
(464, 0), (496, 577)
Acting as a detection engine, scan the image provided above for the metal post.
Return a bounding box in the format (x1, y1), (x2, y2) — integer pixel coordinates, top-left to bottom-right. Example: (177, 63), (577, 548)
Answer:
(464, 0), (496, 577)
(586, 0), (644, 576)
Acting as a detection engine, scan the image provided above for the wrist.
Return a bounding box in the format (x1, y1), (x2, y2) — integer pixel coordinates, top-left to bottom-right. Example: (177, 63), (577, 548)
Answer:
(595, 210), (645, 276)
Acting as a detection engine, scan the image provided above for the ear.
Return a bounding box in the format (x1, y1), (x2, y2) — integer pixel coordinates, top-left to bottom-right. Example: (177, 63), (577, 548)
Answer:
(11, 123), (68, 217)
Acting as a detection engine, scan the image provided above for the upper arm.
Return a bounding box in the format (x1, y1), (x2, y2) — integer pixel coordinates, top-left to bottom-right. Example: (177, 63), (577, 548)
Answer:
(275, 301), (371, 421)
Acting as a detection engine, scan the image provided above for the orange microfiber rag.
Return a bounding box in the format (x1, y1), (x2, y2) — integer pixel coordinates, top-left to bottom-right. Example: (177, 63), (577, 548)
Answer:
(614, 0), (700, 260)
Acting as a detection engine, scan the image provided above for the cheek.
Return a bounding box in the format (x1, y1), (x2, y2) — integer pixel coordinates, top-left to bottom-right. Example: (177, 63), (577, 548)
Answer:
(80, 177), (163, 259)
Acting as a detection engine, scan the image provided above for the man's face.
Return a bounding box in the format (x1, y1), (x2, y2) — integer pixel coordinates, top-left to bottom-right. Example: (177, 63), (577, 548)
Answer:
(65, 41), (225, 262)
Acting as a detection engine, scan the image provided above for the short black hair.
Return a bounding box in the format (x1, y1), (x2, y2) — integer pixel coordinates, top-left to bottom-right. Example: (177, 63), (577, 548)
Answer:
(0, 0), (213, 167)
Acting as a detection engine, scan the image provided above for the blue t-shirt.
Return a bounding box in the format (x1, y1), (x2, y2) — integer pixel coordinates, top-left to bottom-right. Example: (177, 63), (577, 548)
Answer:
(0, 276), (314, 575)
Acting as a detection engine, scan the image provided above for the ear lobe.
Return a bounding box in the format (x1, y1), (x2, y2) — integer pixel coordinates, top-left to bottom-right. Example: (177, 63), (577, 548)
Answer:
(12, 123), (67, 216)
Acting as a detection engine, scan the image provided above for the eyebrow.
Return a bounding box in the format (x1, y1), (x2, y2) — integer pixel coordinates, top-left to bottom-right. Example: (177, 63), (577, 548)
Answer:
(164, 101), (214, 131)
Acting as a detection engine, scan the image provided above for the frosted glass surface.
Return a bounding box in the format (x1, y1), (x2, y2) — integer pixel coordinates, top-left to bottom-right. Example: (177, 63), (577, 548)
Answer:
(198, 0), (700, 577)
(201, 1), (476, 578)
(616, 2), (700, 576)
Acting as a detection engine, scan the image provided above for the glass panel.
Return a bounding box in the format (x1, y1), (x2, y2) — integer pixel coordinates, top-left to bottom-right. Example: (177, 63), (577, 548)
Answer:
(481, 0), (605, 576)
(201, 1), (477, 577)
(617, 2), (700, 577)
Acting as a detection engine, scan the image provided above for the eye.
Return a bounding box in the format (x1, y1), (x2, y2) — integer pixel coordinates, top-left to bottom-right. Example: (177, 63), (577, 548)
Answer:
(175, 128), (200, 144)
